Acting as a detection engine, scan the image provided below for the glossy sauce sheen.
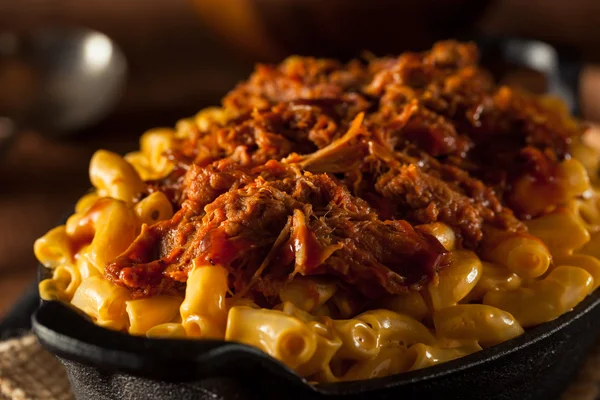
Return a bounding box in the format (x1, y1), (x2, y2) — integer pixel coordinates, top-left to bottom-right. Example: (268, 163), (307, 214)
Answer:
(104, 41), (583, 305)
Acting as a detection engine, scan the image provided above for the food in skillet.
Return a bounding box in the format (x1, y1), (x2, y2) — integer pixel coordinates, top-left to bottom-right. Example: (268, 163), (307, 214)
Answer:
(35, 41), (600, 382)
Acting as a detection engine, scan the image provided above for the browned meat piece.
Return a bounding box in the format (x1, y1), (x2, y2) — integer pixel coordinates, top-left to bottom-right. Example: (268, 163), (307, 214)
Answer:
(106, 169), (448, 301)
(368, 98), (473, 158)
(223, 56), (368, 115)
(375, 164), (487, 247)
(182, 160), (254, 211)
(293, 121), (522, 247)
(365, 42), (581, 213)
(395, 146), (524, 233)
(171, 98), (371, 169)
(398, 105), (472, 157)
(366, 41), (479, 98)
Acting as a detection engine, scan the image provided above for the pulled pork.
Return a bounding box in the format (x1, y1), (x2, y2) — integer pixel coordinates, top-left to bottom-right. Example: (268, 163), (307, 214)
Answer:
(105, 41), (584, 304)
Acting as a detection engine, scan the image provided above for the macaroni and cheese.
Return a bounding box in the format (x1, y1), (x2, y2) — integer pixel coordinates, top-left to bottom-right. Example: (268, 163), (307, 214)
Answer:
(35, 41), (600, 383)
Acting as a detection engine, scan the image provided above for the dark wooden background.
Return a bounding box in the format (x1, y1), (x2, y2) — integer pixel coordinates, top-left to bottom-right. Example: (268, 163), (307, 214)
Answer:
(1, 0), (600, 317)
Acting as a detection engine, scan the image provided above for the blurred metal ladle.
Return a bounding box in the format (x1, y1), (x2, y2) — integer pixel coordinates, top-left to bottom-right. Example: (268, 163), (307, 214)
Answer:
(0, 27), (127, 154)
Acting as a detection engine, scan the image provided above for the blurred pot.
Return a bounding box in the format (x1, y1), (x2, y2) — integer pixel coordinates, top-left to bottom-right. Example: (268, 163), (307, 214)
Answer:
(191, 0), (493, 61)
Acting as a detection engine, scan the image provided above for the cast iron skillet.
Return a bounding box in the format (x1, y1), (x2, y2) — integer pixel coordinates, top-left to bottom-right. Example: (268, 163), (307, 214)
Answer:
(32, 273), (600, 400)
(32, 38), (596, 400)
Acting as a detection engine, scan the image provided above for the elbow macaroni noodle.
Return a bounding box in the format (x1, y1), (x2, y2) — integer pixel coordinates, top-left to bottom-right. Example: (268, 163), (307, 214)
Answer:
(34, 109), (600, 383)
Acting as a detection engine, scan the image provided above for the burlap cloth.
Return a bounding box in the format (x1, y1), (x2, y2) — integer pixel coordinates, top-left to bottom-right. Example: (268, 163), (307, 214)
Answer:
(0, 333), (598, 400)
(0, 335), (72, 400)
